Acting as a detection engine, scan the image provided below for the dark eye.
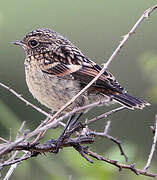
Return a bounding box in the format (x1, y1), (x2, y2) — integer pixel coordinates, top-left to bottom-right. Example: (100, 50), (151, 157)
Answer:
(29, 40), (39, 47)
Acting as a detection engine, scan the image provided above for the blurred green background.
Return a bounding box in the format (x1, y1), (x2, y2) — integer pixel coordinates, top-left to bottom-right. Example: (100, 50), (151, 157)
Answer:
(0, 0), (157, 179)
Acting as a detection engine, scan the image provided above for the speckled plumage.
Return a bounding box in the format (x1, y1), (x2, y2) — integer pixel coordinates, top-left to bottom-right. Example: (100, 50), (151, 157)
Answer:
(14, 28), (150, 112)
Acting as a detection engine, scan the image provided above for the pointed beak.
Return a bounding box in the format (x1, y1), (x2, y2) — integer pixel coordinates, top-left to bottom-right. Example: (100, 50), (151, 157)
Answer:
(12, 40), (23, 46)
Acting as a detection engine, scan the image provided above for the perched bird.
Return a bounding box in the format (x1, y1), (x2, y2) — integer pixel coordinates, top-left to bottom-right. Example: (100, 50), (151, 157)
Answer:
(13, 28), (150, 112)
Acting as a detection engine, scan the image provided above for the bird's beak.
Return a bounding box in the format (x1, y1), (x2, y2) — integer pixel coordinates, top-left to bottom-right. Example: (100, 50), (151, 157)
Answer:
(12, 40), (23, 46)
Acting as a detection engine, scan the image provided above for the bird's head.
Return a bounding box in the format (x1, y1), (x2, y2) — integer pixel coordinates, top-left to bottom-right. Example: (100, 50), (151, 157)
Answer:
(13, 28), (70, 57)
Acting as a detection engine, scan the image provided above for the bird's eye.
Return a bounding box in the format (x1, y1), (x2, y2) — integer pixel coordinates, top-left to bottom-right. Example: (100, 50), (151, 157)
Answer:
(29, 40), (39, 47)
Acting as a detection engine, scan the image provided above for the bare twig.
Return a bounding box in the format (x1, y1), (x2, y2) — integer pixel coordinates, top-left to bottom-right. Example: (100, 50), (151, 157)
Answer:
(31, 100), (113, 145)
(0, 100), (120, 156)
(0, 83), (51, 118)
(1, 116), (157, 179)
(0, 136), (94, 168)
(26, 100), (122, 145)
(73, 144), (93, 163)
(0, 82), (65, 127)
(3, 151), (20, 180)
(3, 163), (19, 180)
(86, 106), (125, 125)
(4, 151), (18, 165)
(84, 150), (157, 178)
(16, 137), (94, 153)
(144, 117), (157, 171)
(0, 153), (32, 169)
(3, 122), (28, 180)
(88, 121), (128, 162)
(16, 121), (26, 139)
(0, 138), (8, 143)
(104, 121), (111, 134)
(0, 81), (124, 147)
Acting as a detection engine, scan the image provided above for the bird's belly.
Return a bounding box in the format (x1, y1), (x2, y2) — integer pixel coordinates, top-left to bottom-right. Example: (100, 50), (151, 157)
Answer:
(25, 65), (81, 111)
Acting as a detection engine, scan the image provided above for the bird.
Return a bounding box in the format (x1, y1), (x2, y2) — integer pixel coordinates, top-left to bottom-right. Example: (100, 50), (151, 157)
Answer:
(13, 28), (150, 113)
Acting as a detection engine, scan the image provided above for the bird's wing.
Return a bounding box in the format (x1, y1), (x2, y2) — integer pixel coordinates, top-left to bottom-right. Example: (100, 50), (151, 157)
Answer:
(40, 45), (83, 76)
(40, 45), (126, 93)
(71, 63), (126, 93)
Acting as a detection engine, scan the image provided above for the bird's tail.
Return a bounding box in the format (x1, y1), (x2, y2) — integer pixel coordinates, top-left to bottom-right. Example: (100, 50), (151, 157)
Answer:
(110, 93), (150, 109)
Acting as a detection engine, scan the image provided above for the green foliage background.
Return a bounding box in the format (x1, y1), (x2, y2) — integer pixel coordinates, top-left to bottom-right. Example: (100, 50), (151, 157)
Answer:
(0, 1), (157, 179)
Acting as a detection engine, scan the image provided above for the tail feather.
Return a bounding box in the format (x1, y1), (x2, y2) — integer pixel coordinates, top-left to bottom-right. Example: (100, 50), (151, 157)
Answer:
(110, 93), (150, 110)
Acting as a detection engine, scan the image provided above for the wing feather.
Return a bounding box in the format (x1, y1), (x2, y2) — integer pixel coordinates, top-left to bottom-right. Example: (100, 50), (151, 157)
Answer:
(71, 66), (125, 93)
(39, 45), (125, 93)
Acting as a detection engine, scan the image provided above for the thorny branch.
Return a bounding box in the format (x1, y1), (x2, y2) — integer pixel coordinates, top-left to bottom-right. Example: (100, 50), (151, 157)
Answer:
(87, 121), (128, 162)
(0, 3), (157, 180)
(144, 117), (157, 171)
(0, 82), (65, 128)
(1, 118), (157, 179)
(84, 150), (157, 178)
(3, 122), (27, 180)
(85, 106), (126, 125)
